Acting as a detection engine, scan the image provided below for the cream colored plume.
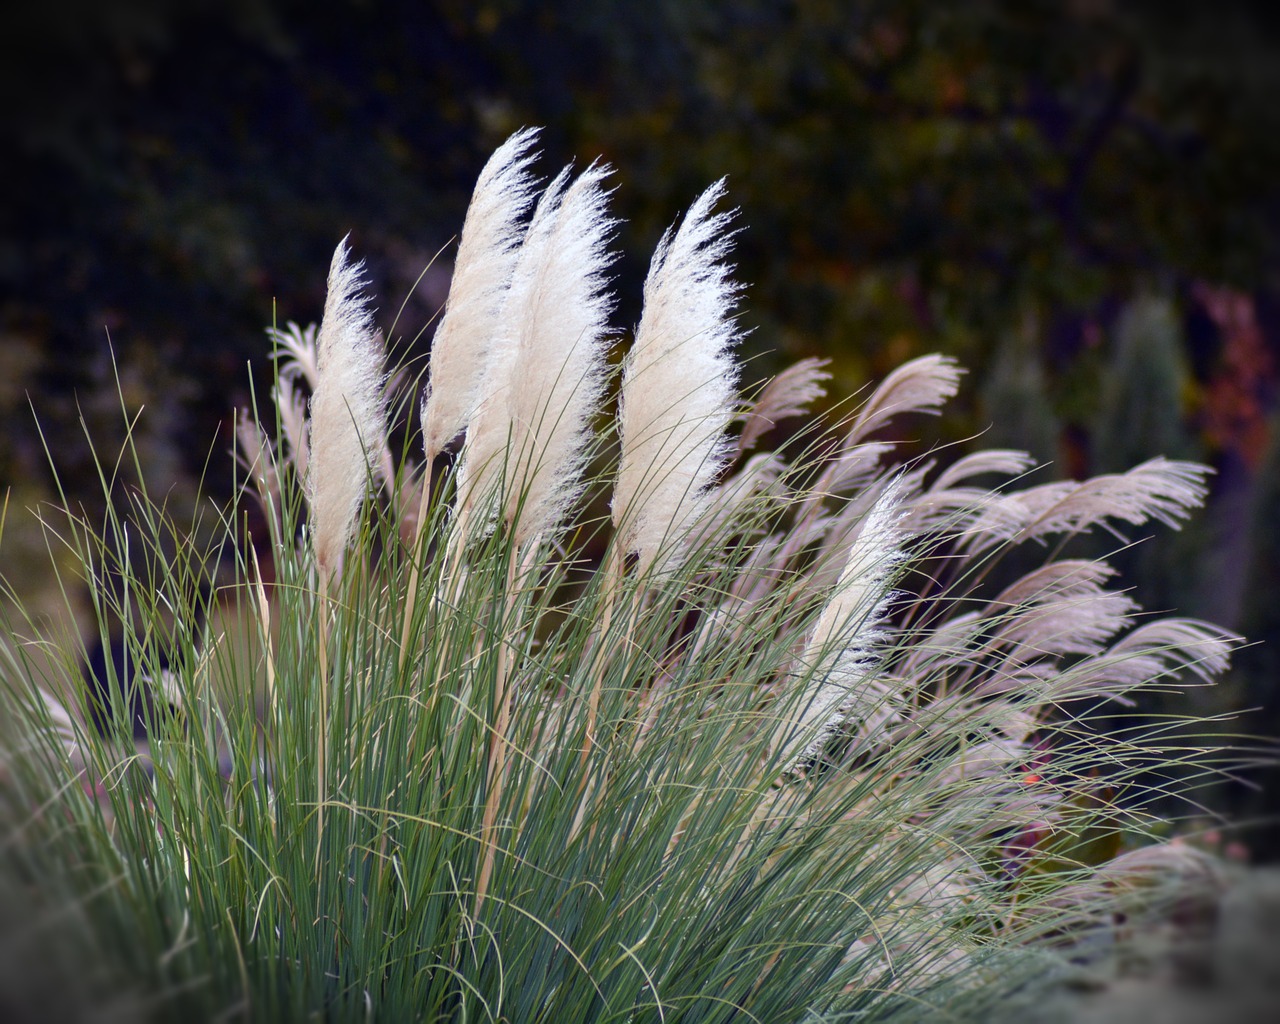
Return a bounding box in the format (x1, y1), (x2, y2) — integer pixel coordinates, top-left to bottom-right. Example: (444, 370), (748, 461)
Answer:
(963, 457), (1211, 553)
(737, 357), (831, 452)
(844, 354), (963, 447)
(782, 479), (905, 768)
(268, 320), (320, 389)
(612, 179), (742, 576)
(308, 238), (386, 580)
(421, 128), (540, 462)
(458, 163), (617, 546)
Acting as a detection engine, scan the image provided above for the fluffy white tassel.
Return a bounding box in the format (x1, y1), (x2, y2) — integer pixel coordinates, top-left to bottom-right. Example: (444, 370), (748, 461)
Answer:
(422, 128), (540, 462)
(613, 179), (742, 576)
(308, 238), (386, 580)
(458, 164), (616, 546)
(504, 163), (616, 545)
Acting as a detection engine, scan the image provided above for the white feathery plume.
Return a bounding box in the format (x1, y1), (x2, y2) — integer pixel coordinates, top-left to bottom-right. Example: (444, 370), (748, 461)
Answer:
(932, 449), (1036, 491)
(1108, 618), (1236, 680)
(990, 570), (1135, 663)
(457, 163), (616, 545)
(274, 375), (311, 482)
(800, 356), (960, 536)
(807, 480), (906, 655)
(454, 171), (568, 538)
(989, 559), (1116, 611)
(821, 442), (897, 495)
(902, 450), (1037, 533)
(613, 179), (742, 576)
(308, 237), (386, 581)
(1047, 618), (1237, 703)
(502, 163), (617, 546)
(422, 128), (541, 462)
(781, 479), (906, 768)
(1041, 457), (1210, 532)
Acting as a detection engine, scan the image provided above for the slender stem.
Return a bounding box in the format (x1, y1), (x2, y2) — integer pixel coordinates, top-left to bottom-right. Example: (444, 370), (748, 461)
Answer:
(571, 546), (627, 842)
(398, 466), (433, 676)
(582, 543), (621, 767)
(472, 541), (523, 918)
(316, 563), (331, 884)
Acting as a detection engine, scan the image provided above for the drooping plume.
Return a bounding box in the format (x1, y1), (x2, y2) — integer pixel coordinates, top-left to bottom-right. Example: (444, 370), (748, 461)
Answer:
(738, 356), (831, 453)
(613, 179), (742, 576)
(963, 457), (1211, 554)
(308, 238), (386, 580)
(421, 127), (541, 462)
(458, 163), (617, 546)
(844, 354), (963, 447)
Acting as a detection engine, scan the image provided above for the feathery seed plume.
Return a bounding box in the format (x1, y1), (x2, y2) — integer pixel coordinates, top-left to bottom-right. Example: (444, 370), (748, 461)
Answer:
(457, 164), (616, 546)
(501, 162), (617, 546)
(421, 128), (541, 462)
(844, 354), (962, 447)
(308, 238), (386, 581)
(738, 357), (831, 452)
(964, 457), (1211, 553)
(456, 168), (569, 534)
(274, 376), (311, 482)
(268, 320), (320, 389)
(613, 179), (742, 576)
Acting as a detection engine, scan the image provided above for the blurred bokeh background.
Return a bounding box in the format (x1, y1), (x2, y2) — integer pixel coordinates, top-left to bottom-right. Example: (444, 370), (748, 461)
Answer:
(3, 0), (1279, 851)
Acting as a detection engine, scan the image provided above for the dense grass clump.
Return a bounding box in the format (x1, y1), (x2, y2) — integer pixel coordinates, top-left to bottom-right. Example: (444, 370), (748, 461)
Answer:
(0, 131), (1240, 1022)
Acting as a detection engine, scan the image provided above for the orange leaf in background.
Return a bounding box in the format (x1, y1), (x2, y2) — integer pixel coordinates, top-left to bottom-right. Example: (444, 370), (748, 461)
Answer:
(1196, 283), (1275, 468)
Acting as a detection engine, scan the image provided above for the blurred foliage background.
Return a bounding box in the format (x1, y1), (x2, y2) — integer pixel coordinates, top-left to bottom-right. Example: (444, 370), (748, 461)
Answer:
(2, 0), (1279, 850)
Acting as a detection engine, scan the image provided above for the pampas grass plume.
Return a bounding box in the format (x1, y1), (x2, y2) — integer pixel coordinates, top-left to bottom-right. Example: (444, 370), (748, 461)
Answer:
(421, 128), (540, 462)
(309, 237), (386, 581)
(783, 478), (905, 766)
(613, 179), (741, 576)
(503, 162), (616, 546)
(458, 163), (616, 546)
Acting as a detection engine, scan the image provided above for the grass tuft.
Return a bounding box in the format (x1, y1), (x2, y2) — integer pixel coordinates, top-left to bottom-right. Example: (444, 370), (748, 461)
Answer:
(1, 131), (1250, 1022)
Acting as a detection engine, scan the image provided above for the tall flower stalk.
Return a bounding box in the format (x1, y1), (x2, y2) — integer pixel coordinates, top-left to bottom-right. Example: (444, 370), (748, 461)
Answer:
(307, 238), (385, 873)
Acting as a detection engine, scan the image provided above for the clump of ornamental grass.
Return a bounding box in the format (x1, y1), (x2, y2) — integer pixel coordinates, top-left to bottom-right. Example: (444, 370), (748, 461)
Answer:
(0, 131), (1244, 1022)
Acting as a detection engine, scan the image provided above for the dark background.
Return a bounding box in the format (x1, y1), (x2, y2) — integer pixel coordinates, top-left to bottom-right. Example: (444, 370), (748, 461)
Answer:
(3, 0), (1279, 850)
